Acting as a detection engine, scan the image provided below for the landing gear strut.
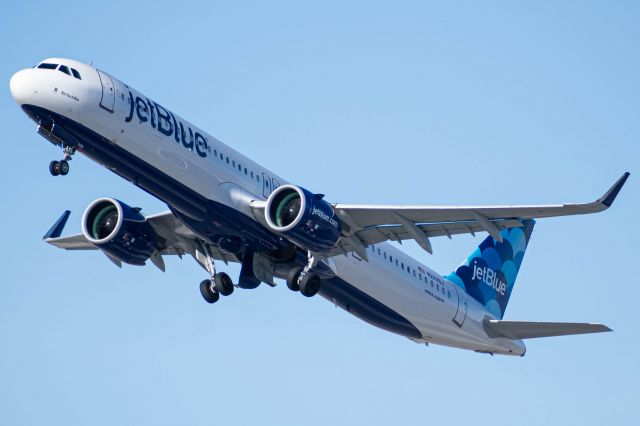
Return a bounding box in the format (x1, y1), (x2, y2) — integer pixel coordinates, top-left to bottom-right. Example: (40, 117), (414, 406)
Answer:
(286, 251), (321, 297)
(198, 241), (235, 303)
(49, 144), (75, 176)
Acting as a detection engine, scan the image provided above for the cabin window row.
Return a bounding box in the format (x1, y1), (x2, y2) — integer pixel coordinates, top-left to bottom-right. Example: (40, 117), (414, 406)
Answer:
(370, 245), (452, 299)
(212, 148), (262, 183)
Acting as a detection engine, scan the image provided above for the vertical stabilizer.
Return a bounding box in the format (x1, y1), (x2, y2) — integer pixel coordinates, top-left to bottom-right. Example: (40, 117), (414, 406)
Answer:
(446, 220), (535, 319)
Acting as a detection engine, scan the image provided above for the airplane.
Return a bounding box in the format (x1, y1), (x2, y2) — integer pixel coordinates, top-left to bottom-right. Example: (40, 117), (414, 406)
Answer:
(9, 57), (629, 356)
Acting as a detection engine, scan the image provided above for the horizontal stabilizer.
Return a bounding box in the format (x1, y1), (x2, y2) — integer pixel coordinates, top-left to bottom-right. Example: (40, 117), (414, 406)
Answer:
(484, 319), (612, 340)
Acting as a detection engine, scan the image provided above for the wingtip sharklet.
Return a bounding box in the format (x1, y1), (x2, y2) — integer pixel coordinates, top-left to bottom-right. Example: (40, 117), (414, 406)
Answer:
(43, 210), (71, 240)
(599, 172), (630, 208)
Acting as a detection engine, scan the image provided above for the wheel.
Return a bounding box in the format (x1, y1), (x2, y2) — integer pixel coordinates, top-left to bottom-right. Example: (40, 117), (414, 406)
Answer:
(59, 160), (69, 175)
(49, 160), (60, 176)
(299, 273), (321, 297)
(286, 267), (302, 292)
(214, 272), (234, 296)
(199, 279), (219, 303)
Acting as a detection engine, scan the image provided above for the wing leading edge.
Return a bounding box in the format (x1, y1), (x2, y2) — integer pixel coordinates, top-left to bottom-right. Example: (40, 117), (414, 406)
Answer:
(330, 172), (630, 257)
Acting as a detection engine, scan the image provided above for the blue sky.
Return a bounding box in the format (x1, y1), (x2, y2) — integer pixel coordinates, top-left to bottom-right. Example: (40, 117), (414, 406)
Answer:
(1, 1), (638, 425)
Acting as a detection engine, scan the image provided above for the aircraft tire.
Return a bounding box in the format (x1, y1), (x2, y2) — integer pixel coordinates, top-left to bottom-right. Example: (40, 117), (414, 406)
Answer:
(200, 279), (220, 303)
(59, 160), (69, 175)
(299, 273), (321, 297)
(49, 160), (60, 176)
(214, 272), (234, 296)
(286, 267), (302, 292)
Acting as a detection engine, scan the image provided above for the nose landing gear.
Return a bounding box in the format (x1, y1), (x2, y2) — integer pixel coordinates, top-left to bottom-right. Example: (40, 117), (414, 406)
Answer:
(49, 144), (76, 176)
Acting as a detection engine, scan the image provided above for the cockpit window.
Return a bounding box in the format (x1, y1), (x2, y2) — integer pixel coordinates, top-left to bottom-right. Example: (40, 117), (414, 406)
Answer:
(37, 63), (58, 70)
(71, 68), (81, 80)
(58, 65), (71, 76)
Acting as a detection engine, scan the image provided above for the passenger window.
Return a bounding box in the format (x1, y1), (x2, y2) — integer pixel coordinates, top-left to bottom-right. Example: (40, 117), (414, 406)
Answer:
(384, 252), (387, 259)
(389, 256), (393, 262)
(58, 65), (71, 76)
(38, 63), (57, 70)
(377, 248), (381, 255)
(448, 291), (451, 298)
(250, 171), (254, 178)
(244, 168), (248, 175)
(401, 263), (404, 270)
(238, 164), (242, 171)
(413, 270), (416, 277)
(71, 68), (82, 79)
(226, 157), (229, 164)
(232, 160), (236, 167)
(219, 153), (223, 160)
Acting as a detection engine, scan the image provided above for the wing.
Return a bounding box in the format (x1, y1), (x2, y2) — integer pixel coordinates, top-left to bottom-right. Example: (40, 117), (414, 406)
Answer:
(328, 172), (630, 258)
(43, 210), (239, 270)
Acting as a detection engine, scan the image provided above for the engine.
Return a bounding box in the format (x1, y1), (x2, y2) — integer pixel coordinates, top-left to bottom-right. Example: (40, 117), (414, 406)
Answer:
(81, 198), (159, 266)
(265, 185), (341, 252)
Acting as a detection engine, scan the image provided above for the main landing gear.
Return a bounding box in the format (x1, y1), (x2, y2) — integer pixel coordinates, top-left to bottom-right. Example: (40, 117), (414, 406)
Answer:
(286, 252), (322, 298)
(49, 144), (75, 176)
(198, 242), (236, 304)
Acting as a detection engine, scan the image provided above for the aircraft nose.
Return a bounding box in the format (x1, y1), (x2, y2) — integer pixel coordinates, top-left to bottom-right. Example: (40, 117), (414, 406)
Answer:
(9, 69), (35, 105)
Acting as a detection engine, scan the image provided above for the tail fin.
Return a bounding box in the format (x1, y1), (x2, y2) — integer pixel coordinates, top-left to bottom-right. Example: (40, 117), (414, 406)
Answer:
(445, 220), (535, 319)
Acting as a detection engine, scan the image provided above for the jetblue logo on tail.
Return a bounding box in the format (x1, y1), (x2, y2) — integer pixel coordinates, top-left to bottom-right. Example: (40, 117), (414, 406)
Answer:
(446, 220), (535, 319)
(472, 264), (506, 296)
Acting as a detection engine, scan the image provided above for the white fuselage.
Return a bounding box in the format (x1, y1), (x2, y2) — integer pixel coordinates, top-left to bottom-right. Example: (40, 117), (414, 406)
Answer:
(10, 58), (526, 356)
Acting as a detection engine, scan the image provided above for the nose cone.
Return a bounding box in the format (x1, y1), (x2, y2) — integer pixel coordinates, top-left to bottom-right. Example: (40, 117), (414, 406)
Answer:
(10, 69), (35, 105)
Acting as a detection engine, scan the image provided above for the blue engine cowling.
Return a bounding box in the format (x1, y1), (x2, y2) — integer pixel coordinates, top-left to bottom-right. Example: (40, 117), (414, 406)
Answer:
(81, 198), (159, 266)
(265, 185), (341, 252)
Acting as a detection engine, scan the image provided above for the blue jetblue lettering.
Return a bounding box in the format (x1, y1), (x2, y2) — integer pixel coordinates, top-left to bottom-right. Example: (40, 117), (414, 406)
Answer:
(124, 91), (209, 158)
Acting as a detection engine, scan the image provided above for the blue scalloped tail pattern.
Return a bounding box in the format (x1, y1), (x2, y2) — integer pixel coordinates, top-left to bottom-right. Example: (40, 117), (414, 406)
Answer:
(445, 220), (535, 319)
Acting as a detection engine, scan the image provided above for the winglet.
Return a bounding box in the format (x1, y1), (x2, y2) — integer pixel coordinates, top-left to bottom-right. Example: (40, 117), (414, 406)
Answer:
(599, 172), (630, 208)
(43, 210), (71, 239)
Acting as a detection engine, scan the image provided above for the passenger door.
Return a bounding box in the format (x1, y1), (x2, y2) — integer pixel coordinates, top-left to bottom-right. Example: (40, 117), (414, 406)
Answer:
(96, 69), (115, 112)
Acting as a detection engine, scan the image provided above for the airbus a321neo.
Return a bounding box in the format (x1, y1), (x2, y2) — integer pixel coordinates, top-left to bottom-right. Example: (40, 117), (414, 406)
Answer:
(10, 58), (630, 356)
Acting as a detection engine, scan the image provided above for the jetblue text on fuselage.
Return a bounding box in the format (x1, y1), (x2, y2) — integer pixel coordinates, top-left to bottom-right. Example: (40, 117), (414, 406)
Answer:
(124, 91), (209, 158)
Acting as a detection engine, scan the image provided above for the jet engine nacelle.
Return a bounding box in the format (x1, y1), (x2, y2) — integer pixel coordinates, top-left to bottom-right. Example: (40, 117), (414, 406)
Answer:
(81, 198), (159, 266)
(265, 185), (341, 252)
